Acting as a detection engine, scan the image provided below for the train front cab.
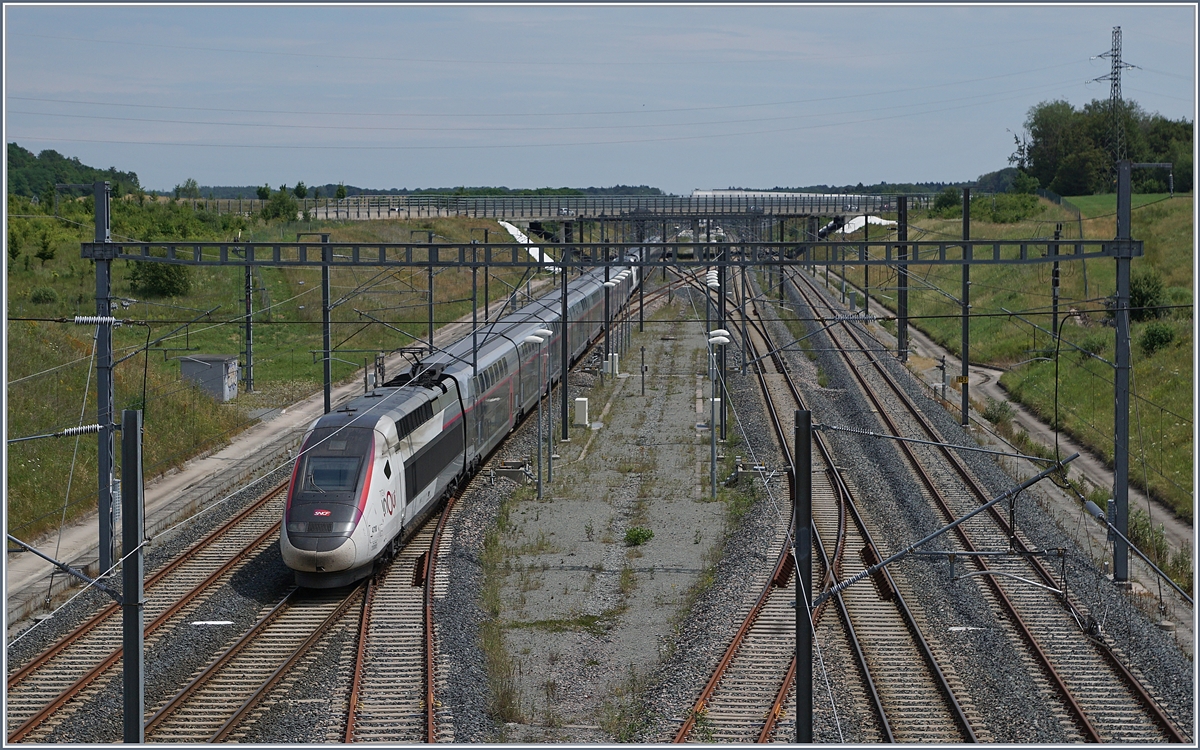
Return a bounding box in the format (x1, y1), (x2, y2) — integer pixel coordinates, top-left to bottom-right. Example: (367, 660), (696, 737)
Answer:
(282, 424), (378, 588)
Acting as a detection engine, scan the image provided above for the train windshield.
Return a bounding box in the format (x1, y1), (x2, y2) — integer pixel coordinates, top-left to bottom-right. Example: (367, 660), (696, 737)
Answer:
(303, 456), (362, 493)
(292, 426), (374, 503)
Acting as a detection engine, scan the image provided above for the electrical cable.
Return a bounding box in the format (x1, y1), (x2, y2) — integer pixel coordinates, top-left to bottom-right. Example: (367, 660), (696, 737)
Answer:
(6, 84), (1091, 151)
(6, 58), (1093, 118)
(8, 539), (148, 649)
(44, 328), (99, 606)
(7, 79), (1082, 135)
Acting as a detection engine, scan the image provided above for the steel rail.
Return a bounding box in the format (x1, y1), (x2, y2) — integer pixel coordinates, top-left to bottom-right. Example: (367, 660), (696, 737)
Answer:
(787, 269), (1105, 741)
(671, 540), (793, 742)
(789, 268), (1187, 743)
(210, 584), (368, 741)
(144, 588), (301, 733)
(673, 267), (952, 743)
(739, 273), (973, 742)
(6, 481), (286, 689)
(343, 578), (376, 743)
(6, 521), (282, 743)
(423, 485), (463, 742)
(6, 494), (286, 743)
(758, 656), (796, 743)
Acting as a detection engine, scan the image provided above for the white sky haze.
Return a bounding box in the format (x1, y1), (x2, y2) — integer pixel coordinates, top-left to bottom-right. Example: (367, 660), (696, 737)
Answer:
(4, 3), (1196, 194)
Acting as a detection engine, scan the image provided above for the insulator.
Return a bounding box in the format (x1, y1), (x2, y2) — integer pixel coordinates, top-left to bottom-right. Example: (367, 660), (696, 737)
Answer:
(60, 424), (103, 436)
(74, 315), (119, 325)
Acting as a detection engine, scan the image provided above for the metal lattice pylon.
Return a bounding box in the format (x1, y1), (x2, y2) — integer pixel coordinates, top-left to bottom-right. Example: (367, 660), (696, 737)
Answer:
(1092, 26), (1139, 168)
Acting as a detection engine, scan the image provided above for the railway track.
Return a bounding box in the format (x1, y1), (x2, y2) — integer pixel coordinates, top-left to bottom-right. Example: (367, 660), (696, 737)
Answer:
(8, 265), (679, 744)
(6, 484), (288, 743)
(785, 265), (1190, 743)
(671, 265), (977, 743)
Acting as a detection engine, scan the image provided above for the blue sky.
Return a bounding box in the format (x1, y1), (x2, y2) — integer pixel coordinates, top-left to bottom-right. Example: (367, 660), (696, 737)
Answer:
(4, 4), (1195, 195)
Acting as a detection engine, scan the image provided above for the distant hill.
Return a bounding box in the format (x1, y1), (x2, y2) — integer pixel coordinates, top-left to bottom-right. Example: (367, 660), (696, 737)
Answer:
(7, 142), (141, 199)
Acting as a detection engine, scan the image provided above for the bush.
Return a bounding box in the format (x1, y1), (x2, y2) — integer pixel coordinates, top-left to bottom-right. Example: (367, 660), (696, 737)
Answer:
(624, 527), (654, 546)
(261, 189), (299, 221)
(1075, 331), (1109, 362)
(1010, 170), (1039, 194)
(35, 231), (56, 266)
(1139, 322), (1174, 356)
(933, 187), (960, 212)
(29, 287), (58, 304)
(982, 397), (1014, 426)
(129, 261), (191, 297)
(1129, 268), (1166, 322)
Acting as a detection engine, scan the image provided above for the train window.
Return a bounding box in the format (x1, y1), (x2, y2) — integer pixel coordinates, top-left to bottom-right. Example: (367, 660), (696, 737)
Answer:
(303, 456), (362, 492)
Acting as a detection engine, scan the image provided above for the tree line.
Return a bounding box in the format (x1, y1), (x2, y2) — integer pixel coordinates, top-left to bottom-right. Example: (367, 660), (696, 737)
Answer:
(1012, 98), (1192, 196)
(7, 143), (141, 200)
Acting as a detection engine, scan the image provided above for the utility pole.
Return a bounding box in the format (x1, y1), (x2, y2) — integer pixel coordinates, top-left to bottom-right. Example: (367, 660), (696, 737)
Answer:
(1112, 160), (1133, 583)
(322, 235), (332, 414)
(897, 196), (909, 363)
(94, 181), (116, 574)
(122, 409), (145, 743)
(561, 246), (570, 441)
(1052, 224), (1062, 343)
(244, 255), (254, 393)
(961, 188), (971, 426)
(795, 410), (813, 744)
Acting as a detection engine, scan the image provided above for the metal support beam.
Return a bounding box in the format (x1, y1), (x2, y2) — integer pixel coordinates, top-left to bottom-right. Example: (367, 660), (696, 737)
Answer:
(961, 188), (970, 426)
(121, 409), (145, 744)
(484, 229), (490, 324)
(82, 239), (1135, 269)
(897, 197), (908, 362)
(718, 253), (727, 441)
(322, 236), (332, 414)
(561, 246), (570, 441)
(472, 260), (478, 376)
(602, 264), (610, 385)
(1052, 224), (1062, 343)
(244, 259), (254, 393)
(95, 181), (115, 574)
(1113, 159), (1133, 582)
(795, 409), (813, 744)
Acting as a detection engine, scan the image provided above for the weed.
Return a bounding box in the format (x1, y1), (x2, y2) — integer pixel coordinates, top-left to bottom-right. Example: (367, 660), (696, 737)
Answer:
(619, 564), (637, 595)
(513, 529), (560, 556)
(585, 520), (594, 541)
(692, 706), (715, 742)
(982, 397), (1015, 426)
(480, 618), (523, 723)
(624, 526), (654, 546)
(597, 665), (651, 741)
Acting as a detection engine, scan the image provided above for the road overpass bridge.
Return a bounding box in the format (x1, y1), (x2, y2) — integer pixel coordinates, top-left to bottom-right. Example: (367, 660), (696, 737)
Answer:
(176, 192), (934, 222)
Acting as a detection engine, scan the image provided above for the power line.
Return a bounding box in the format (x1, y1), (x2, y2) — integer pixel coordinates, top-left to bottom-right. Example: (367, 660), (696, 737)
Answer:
(7, 83), (1087, 152)
(8, 79), (1080, 134)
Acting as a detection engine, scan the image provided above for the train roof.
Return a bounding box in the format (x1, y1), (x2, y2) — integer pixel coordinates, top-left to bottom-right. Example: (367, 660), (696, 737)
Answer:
(313, 385), (437, 431)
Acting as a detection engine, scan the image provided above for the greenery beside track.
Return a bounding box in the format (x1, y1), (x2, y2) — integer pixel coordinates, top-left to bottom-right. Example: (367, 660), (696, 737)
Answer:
(839, 194), (1193, 526)
(5, 194), (551, 541)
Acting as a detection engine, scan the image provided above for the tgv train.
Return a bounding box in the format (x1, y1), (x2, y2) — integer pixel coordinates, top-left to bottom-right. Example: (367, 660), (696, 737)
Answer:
(281, 253), (642, 587)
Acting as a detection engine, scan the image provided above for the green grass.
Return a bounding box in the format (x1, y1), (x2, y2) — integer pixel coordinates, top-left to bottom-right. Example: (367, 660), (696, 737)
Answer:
(850, 194), (1193, 521)
(1064, 193), (1177, 219)
(6, 196), (536, 539)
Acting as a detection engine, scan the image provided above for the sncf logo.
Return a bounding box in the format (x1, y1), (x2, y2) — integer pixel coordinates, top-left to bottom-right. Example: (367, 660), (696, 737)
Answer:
(313, 509), (332, 517)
